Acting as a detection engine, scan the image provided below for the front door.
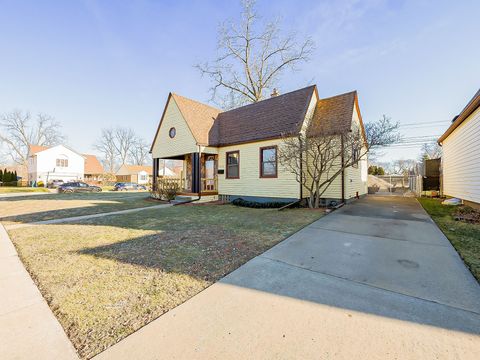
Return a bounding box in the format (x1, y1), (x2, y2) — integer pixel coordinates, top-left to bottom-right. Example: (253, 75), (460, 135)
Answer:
(202, 155), (217, 192)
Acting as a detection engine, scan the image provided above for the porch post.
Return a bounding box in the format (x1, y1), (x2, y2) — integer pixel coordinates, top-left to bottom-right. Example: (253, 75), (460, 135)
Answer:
(191, 153), (201, 193)
(152, 158), (159, 191)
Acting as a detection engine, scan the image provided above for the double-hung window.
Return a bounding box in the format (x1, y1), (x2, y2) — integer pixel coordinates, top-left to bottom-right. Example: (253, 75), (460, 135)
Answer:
(226, 151), (240, 179)
(56, 158), (68, 167)
(260, 146), (277, 178)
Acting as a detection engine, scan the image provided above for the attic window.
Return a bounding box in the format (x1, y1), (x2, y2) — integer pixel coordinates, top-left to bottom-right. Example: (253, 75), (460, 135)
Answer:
(169, 127), (176, 138)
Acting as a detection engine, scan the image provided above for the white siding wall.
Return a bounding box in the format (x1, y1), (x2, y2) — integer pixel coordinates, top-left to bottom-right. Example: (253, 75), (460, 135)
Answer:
(218, 138), (300, 199)
(442, 106), (480, 204)
(29, 145), (84, 183)
(151, 98), (198, 159)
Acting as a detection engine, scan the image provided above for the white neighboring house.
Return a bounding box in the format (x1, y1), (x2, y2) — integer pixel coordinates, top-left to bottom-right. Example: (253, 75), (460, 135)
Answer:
(28, 145), (85, 185)
(438, 89), (480, 208)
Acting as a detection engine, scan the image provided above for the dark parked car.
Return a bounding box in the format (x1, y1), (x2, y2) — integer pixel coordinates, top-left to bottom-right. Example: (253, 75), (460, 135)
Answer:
(58, 182), (102, 193)
(113, 182), (147, 191)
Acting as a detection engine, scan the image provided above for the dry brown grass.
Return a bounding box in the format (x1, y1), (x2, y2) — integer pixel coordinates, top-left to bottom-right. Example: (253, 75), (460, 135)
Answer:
(8, 204), (323, 358)
(0, 192), (158, 225)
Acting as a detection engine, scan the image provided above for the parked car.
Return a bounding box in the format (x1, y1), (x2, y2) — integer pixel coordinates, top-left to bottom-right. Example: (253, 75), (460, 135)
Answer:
(113, 182), (147, 191)
(58, 182), (102, 193)
(47, 179), (64, 188)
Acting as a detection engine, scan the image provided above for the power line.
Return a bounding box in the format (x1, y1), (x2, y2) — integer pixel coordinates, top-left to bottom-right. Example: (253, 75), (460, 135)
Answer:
(399, 120), (451, 126)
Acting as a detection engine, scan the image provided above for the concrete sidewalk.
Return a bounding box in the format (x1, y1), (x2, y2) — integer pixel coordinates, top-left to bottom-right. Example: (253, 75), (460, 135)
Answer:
(94, 196), (480, 360)
(5, 203), (171, 230)
(0, 224), (78, 359)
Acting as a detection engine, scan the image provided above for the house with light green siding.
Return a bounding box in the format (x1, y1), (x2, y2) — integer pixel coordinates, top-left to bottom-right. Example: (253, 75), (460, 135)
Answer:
(150, 85), (368, 204)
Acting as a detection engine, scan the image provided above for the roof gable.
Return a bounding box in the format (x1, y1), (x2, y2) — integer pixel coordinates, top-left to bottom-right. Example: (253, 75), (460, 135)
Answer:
(172, 94), (220, 145)
(29, 144), (85, 158)
(308, 91), (356, 136)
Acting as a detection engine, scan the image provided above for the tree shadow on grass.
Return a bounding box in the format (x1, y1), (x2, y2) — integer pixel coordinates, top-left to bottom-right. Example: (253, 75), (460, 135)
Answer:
(77, 227), (262, 283)
(0, 192), (158, 224)
(72, 203), (480, 337)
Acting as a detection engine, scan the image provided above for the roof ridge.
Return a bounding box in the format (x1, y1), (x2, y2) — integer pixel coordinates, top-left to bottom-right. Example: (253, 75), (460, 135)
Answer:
(221, 85), (317, 114)
(318, 90), (357, 101)
(171, 93), (221, 112)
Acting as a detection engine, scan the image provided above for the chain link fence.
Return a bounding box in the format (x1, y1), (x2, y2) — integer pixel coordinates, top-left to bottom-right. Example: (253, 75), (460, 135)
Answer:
(369, 175), (423, 197)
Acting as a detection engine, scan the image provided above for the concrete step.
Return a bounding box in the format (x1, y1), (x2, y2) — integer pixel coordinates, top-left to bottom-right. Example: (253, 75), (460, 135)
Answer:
(175, 195), (196, 201)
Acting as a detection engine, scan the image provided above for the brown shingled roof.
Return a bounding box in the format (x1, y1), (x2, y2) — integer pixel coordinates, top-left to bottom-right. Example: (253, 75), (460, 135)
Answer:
(308, 91), (357, 136)
(83, 154), (104, 174)
(122, 165), (152, 174)
(151, 85), (366, 150)
(172, 93), (221, 145)
(210, 86), (316, 146)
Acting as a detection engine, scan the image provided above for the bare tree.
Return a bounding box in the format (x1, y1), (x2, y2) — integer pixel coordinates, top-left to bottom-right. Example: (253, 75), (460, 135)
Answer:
(93, 128), (117, 173)
(278, 116), (400, 208)
(196, 0), (314, 108)
(419, 141), (442, 161)
(0, 110), (65, 165)
(94, 127), (150, 171)
(128, 137), (151, 165)
(391, 159), (417, 175)
(112, 127), (136, 165)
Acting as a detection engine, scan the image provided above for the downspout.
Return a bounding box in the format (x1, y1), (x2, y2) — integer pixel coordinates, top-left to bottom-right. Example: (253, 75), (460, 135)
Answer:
(152, 158), (157, 192)
(341, 135), (345, 203)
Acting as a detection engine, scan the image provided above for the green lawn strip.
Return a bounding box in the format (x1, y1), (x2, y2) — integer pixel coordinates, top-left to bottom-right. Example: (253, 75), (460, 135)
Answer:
(418, 198), (480, 281)
(0, 187), (50, 193)
(0, 192), (159, 225)
(8, 204), (323, 358)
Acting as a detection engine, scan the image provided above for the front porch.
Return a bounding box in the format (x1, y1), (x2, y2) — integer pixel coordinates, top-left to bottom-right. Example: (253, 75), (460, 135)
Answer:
(153, 152), (218, 195)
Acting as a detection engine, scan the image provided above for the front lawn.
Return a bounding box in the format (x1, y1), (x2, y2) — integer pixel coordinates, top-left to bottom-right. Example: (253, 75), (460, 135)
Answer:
(8, 204), (323, 359)
(0, 186), (50, 193)
(0, 192), (158, 225)
(418, 198), (480, 281)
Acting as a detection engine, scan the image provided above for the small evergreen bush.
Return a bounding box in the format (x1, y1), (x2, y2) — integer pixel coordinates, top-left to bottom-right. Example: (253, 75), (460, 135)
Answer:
(231, 198), (294, 209)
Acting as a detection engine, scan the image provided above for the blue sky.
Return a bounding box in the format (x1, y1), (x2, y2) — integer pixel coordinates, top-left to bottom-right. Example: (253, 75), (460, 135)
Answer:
(1, 0), (479, 163)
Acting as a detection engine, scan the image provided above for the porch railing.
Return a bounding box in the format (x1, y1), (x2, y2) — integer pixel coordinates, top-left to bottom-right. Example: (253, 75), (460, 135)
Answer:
(201, 177), (218, 192)
(156, 177), (184, 190)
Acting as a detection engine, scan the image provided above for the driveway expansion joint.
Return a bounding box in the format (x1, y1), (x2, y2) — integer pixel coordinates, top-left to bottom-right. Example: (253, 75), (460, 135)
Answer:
(308, 225), (450, 247)
(259, 254), (480, 316)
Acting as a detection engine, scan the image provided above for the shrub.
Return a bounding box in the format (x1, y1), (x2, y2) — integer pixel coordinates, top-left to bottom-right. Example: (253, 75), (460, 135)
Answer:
(151, 177), (180, 201)
(231, 198), (292, 209)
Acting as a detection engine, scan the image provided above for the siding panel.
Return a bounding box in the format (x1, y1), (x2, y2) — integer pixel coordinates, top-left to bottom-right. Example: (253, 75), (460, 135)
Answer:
(442, 106), (480, 204)
(218, 139), (300, 199)
(151, 98), (198, 158)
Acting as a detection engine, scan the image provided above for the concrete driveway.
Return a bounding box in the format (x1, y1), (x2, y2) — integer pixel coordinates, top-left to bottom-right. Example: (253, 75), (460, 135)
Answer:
(95, 196), (480, 359)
